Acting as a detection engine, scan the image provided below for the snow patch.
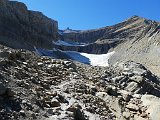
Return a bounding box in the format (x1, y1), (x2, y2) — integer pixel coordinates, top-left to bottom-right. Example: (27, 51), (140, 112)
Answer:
(35, 47), (115, 67)
(65, 51), (115, 67)
(81, 52), (115, 66)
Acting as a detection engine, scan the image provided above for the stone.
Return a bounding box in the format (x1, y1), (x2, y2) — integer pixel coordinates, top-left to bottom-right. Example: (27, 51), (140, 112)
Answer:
(37, 62), (43, 66)
(63, 61), (76, 70)
(130, 75), (144, 83)
(133, 94), (142, 99)
(47, 108), (54, 115)
(134, 115), (147, 120)
(50, 98), (61, 107)
(45, 91), (57, 97)
(126, 103), (139, 111)
(141, 95), (160, 120)
(74, 108), (86, 120)
(112, 76), (124, 83)
(66, 103), (86, 120)
(31, 113), (37, 119)
(122, 93), (132, 102)
(123, 112), (130, 119)
(90, 86), (97, 95)
(125, 82), (138, 92)
(67, 103), (82, 112)
(133, 68), (147, 76)
(107, 86), (118, 96)
(20, 110), (25, 116)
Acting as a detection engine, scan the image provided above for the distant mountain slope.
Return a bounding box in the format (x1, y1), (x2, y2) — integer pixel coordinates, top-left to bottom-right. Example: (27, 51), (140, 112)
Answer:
(58, 16), (160, 76)
(58, 16), (159, 53)
(0, 0), (58, 50)
(60, 16), (158, 43)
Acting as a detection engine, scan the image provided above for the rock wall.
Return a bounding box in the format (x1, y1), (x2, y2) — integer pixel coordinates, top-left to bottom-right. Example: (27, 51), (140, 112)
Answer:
(0, 0), (58, 50)
(53, 40), (118, 54)
(62, 28), (107, 43)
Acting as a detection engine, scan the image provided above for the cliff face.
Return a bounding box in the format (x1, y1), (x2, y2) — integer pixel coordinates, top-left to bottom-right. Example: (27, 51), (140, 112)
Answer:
(0, 0), (58, 50)
(53, 40), (118, 54)
(61, 28), (107, 43)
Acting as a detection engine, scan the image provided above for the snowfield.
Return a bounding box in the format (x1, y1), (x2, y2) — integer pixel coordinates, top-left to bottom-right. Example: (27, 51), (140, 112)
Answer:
(65, 51), (115, 67)
(81, 52), (115, 66)
(35, 48), (115, 67)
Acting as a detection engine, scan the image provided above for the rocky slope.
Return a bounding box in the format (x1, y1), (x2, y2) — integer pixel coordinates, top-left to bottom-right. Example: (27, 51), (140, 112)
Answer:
(0, 0), (58, 50)
(109, 18), (160, 77)
(0, 45), (160, 120)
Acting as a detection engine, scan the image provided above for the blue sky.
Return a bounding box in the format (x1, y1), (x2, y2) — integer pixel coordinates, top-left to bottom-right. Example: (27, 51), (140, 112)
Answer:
(16, 0), (160, 30)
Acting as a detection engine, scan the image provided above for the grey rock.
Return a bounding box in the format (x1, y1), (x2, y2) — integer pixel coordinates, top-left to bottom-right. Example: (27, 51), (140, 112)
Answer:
(20, 110), (25, 116)
(125, 82), (138, 92)
(126, 103), (139, 111)
(123, 112), (130, 119)
(141, 95), (160, 120)
(50, 98), (61, 107)
(130, 75), (144, 83)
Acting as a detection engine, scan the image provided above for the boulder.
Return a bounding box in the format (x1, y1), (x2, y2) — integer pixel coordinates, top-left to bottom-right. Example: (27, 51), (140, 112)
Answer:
(50, 98), (61, 107)
(141, 95), (160, 120)
(126, 103), (139, 111)
(67, 103), (86, 120)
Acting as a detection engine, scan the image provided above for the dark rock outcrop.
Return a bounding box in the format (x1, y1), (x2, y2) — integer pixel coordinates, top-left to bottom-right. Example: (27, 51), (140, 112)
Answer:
(53, 39), (118, 54)
(0, 0), (58, 50)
